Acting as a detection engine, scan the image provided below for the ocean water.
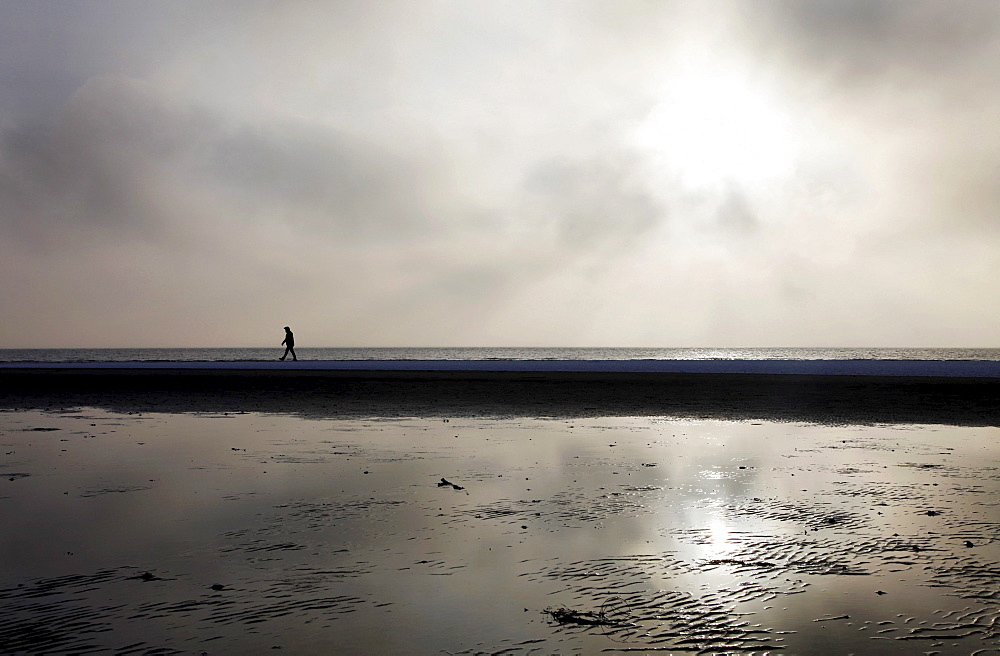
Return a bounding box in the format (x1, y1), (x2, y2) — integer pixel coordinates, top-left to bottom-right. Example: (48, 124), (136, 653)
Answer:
(2, 346), (1000, 363)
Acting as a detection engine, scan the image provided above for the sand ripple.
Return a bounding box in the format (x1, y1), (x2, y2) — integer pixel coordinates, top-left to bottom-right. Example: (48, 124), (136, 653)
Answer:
(0, 566), (370, 654)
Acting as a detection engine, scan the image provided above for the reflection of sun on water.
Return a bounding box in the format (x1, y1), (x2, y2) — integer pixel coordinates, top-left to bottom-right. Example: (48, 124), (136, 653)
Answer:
(634, 67), (800, 190)
(699, 468), (727, 480)
(704, 515), (737, 561)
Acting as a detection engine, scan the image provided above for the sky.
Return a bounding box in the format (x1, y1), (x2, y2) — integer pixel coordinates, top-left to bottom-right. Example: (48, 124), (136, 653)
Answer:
(3, 0), (1000, 348)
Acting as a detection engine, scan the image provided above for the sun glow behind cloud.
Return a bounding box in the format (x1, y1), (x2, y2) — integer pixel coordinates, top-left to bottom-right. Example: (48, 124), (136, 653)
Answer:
(634, 64), (801, 191)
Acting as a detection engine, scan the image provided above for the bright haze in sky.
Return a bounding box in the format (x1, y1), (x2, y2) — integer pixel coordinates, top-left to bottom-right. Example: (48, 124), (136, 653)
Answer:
(2, 1), (1000, 348)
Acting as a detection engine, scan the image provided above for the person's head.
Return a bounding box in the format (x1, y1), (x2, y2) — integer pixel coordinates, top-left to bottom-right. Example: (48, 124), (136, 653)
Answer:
(284, 326), (290, 331)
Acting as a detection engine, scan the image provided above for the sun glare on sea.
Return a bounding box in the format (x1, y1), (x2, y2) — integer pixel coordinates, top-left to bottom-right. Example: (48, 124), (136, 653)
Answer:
(635, 67), (800, 190)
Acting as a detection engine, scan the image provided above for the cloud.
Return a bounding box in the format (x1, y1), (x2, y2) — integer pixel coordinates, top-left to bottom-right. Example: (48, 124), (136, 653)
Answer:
(521, 153), (666, 250)
(0, 73), (452, 248)
(748, 1), (1000, 83)
(1, 76), (201, 245)
(715, 185), (758, 235)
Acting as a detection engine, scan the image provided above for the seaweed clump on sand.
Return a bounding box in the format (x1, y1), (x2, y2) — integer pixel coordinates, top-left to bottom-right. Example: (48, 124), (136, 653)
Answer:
(543, 606), (611, 626)
(543, 596), (633, 630)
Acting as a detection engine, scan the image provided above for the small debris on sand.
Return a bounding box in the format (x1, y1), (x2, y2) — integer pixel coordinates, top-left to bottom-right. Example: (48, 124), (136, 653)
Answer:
(543, 606), (610, 626)
(814, 614), (850, 622)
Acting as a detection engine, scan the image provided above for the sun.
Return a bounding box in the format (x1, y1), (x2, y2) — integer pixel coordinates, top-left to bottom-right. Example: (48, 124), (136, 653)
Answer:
(634, 67), (800, 190)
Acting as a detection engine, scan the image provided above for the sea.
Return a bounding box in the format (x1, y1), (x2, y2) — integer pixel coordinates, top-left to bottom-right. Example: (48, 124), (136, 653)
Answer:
(2, 347), (1000, 363)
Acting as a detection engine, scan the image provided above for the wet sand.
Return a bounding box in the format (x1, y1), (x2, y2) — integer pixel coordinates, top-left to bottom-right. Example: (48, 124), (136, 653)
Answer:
(4, 365), (1000, 425)
(1, 371), (999, 654)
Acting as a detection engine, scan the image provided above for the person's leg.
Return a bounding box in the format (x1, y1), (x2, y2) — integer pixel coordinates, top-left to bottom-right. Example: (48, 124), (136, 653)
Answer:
(280, 345), (290, 360)
(291, 347), (297, 361)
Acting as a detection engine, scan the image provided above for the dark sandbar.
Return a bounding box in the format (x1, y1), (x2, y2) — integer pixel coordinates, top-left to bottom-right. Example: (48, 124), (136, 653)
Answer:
(4, 359), (1000, 425)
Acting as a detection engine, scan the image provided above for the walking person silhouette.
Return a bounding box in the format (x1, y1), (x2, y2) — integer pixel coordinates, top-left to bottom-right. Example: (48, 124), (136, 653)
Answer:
(280, 326), (297, 361)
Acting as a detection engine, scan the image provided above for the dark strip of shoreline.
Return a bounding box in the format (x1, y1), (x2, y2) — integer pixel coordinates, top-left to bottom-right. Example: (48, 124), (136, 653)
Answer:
(3, 367), (1000, 425)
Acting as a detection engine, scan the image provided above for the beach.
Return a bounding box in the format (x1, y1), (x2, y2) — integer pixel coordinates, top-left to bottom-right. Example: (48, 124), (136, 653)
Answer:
(1, 364), (999, 654)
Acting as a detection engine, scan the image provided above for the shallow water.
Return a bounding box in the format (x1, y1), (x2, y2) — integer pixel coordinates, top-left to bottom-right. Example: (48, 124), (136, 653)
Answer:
(1, 410), (998, 654)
